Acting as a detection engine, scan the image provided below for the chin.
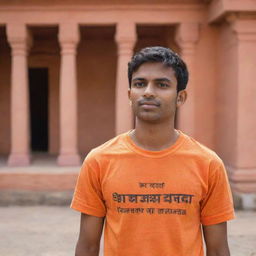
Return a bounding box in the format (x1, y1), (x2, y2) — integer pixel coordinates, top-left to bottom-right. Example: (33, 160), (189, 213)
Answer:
(137, 114), (162, 123)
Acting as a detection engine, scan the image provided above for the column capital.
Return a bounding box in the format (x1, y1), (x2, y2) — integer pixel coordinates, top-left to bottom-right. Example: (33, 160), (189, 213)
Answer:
(175, 23), (200, 53)
(226, 13), (256, 42)
(115, 22), (137, 56)
(58, 23), (80, 55)
(58, 23), (80, 45)
(6, 23), (32, 56)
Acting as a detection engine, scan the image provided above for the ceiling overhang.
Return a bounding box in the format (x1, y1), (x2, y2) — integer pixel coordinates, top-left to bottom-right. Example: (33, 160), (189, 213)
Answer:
(207, 0), (256, 23)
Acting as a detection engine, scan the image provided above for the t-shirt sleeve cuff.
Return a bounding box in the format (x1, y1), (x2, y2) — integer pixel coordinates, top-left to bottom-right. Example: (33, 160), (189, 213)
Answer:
(70, 198), (106, 218)
(201, 209), (235, 226)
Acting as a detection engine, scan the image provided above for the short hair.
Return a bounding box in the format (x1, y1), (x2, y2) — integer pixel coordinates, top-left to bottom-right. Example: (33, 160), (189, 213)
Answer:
(128, 46), (189, 92)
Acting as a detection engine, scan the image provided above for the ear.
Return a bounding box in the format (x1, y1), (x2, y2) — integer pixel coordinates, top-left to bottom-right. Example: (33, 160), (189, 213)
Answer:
(128, 88), (131, 100)
(176, 90), (187, 107)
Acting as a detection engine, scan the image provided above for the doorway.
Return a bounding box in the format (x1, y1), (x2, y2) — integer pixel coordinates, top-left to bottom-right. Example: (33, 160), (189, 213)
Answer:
(29, 68), (49, 152)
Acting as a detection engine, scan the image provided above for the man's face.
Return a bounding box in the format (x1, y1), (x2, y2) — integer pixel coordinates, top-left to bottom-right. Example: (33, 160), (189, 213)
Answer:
(128, 62), (184, 124)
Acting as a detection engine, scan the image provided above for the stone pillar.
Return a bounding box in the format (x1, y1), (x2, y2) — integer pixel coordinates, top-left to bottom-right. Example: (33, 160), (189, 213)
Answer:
(57, 23), (80, 166)
(115, 22), (137, 134)
(225, 15), (256, 208)
(175, 23), (199, 137)
(7, 24), (32, 166)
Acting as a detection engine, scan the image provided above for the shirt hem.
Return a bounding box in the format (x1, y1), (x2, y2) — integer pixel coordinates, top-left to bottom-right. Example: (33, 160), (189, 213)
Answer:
(201, 210), (235, 226)
(70, 200), (106, 217)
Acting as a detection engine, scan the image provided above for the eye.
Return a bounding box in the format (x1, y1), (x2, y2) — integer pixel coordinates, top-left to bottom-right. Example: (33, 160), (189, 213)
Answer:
(158, 83), (169, 88)
(133, 82), (145, 88)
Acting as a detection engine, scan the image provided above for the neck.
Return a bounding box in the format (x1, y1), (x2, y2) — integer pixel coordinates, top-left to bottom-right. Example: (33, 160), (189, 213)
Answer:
(131, 118), (179, 151)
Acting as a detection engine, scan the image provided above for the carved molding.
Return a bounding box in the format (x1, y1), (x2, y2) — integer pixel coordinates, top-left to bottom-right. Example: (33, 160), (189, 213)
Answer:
(175, 23), (200, 46)
(58, 22), (80, 45)
(115, 22), (137, 56)
(6, 23), (33, 55)
(226, 13), (256, 42)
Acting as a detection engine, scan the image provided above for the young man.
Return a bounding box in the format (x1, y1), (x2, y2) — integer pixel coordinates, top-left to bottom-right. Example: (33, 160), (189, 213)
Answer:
(71, 46), (235, 256)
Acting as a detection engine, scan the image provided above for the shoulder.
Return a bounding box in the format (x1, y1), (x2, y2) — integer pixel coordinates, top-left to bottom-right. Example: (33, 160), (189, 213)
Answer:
(180, 131), (224, 170)
(84, 132), (129, 164)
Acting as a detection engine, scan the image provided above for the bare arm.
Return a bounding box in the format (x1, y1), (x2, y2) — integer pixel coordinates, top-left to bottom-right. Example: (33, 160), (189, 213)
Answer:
(203, 222), (230, 256)
(75, 213), (105, 256)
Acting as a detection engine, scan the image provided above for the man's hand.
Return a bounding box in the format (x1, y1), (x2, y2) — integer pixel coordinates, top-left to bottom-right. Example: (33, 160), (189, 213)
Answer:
(203, 222), (230, 256)
(75, 213), (105, 256)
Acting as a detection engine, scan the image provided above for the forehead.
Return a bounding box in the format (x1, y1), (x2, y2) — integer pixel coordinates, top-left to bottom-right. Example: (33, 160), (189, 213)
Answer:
(132, 62), (176, 80)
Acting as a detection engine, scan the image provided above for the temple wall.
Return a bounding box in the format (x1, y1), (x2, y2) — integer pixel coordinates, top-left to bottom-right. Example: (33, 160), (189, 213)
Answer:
(77, 35), (117, 156)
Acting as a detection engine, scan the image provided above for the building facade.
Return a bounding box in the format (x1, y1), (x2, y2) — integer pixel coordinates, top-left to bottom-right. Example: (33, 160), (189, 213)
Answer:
(0, 0), (256, 208)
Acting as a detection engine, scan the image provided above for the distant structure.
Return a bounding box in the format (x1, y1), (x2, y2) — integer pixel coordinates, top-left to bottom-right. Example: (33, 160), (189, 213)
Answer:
(0, 0), (255, 209)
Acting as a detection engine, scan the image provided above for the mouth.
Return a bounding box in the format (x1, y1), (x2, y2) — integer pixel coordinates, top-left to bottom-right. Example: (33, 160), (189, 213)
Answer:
(139, 101), (160, 109)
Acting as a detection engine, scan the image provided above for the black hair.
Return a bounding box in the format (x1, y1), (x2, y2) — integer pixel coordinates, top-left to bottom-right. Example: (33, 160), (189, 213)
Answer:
(128, 46), (189, 92)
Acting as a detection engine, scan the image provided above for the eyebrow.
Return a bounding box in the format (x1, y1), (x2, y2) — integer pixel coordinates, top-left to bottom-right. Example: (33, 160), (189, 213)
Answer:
(132, 77), (172, 83)
(132, 77), (146, 81)
(155, 78), (171, 83)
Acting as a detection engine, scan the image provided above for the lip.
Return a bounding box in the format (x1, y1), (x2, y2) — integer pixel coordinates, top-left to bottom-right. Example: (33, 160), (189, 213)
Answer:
(140, 103), (159, 109)
(139, 100), (160, 106)
(141, 105), (158, 109)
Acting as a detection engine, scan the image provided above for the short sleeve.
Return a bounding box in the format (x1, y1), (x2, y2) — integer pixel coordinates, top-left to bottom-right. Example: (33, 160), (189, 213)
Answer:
(200, 160), (235, 226)
(70, 157), (106, 217)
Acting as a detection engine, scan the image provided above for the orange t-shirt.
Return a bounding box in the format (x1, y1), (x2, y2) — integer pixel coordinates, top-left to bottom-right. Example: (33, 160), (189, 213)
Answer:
(71, 131), (235, 256)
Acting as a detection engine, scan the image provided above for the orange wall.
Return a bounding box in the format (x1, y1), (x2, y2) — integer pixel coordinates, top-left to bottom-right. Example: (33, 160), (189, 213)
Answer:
(0, 24), (232, 156)
(77, 33), (117, 156)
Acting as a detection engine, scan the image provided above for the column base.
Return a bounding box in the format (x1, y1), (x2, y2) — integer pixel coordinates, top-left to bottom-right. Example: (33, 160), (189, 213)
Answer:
(7, 153), (30, 166)
(227, 165), (256, 193)
(232, 191), (256, 210)
(227, 165), (256, 209)
(57, 154), (81, 166)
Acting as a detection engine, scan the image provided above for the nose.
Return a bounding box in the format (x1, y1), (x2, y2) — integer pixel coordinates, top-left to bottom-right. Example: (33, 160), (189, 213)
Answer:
(143, 83), (155, 98)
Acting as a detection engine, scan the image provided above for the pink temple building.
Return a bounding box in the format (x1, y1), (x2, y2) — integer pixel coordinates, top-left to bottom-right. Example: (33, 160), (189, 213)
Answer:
(0, 0), (255, 208)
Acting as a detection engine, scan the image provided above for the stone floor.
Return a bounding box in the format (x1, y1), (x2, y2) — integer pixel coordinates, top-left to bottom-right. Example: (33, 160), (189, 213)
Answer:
(0, 206), (255, 256)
